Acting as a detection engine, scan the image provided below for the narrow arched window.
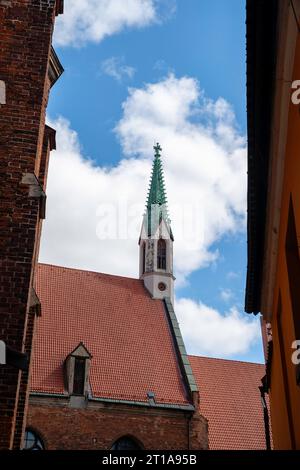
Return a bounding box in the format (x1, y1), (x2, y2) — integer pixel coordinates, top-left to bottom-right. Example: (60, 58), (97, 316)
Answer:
(157, 239), (166, 270)
(111, 436), (141, 450)
(23, 428), (44, 450)
(142, 242), (146, 274)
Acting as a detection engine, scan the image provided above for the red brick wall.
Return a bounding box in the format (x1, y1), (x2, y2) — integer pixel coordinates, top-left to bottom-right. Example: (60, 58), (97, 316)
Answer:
(12, 308), (37, 449)
(28, 397), (208, 450)
(0, 1), (60, 449)
(12, 130), (55, 450)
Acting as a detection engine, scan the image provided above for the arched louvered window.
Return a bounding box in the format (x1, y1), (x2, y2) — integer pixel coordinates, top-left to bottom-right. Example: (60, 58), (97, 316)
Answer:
(111, 436), (141, 450)
(157, 238), (166, 270)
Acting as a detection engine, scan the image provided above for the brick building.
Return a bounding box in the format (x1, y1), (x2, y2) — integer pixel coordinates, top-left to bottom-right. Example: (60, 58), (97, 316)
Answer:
(0, 0), (63, 450)
(26, 147), (269, 450)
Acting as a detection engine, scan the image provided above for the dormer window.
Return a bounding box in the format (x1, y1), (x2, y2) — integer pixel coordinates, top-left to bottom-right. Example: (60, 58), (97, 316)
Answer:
(64, 342), (92, 397)
(157, 238), (166, 270)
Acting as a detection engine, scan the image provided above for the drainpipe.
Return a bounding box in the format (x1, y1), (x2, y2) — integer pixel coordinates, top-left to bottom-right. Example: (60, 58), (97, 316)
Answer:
(187, 413), (192, 450)
(259, 377), (271, 450)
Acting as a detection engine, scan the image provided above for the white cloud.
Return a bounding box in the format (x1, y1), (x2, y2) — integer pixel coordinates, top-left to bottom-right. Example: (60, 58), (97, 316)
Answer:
(226, 270), (239, 280)
(175, 298), (260, 357)
(220, 288), (234, 302)
(101, 57), (135, 82)
(54, 0), (158, 47)
(40, 74), (246, 286)
(39, 117), (147, 277)
(153, 59), (174, 74)
(39, 75), (255, 358)
(115, 74), (247, 283)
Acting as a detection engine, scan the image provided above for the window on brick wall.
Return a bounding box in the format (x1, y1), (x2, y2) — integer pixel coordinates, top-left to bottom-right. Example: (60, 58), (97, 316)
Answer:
(111, 436), (142, 450)
(23, 429), (44, 450)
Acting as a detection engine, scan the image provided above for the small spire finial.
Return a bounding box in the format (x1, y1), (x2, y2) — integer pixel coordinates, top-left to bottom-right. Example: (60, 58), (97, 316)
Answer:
(153, 142), (162, 156)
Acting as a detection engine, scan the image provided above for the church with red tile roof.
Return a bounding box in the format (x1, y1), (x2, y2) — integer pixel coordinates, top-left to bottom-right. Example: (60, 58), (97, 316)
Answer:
(27, 145), (268, 450)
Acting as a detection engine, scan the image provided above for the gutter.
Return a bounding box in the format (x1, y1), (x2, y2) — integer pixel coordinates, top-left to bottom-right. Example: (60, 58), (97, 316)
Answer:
(187, 413), (193, 450)
(245, 0), (279, 313)
(30, 392), (194, 411)
(259, 376), (271, 450)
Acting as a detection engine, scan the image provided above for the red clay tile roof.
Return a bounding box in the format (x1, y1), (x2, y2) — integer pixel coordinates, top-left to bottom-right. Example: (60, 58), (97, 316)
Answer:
(32, 264), (268, 449)
(189, 355), (267, 450)
(31, 263), (190, 406)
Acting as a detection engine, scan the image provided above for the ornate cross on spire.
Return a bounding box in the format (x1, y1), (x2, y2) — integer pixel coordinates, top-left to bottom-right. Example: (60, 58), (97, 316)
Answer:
(153, 142), (162, 156)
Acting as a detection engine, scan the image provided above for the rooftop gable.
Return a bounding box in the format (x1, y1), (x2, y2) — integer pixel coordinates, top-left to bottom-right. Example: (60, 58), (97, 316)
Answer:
(31, 264), (190, 407)
(189, 355), (268, 449)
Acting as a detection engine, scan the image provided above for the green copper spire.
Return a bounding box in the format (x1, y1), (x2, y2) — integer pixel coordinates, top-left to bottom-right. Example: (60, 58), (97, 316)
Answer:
(146, 143), (168, 208)
(144, 143), (172, 237)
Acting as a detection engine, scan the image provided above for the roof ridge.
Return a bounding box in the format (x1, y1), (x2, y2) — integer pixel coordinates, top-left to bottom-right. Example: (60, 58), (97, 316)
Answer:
(37, 263), (142, 283)
(188, 354), (264, 366)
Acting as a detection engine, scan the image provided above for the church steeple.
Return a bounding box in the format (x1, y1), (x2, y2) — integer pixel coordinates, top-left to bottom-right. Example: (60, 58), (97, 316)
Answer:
(145, 143), (171, 237)
(139, 143), (175, 305)
(147, 143), (168, 211)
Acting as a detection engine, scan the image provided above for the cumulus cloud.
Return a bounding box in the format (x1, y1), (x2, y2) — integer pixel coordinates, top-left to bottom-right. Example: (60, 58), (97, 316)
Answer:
(53, 0), (158, 47)
(175, 298), (260, 357)
(40, 74), (246, 286)
(39, 74), (255, 357)
(39, 117), (146, 277)
(115, 74), (247, 283)
(101, 57), (136, 82)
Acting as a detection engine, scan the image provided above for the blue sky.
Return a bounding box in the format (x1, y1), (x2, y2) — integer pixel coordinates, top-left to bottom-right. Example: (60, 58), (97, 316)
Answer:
(49, 0), (247, 163)
(41, 0), (264, 363)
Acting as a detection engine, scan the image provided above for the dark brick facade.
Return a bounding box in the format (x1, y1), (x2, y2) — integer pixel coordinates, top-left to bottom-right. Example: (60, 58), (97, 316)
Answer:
(0, 0), (63, 449)
(28, 396), (208, 450)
